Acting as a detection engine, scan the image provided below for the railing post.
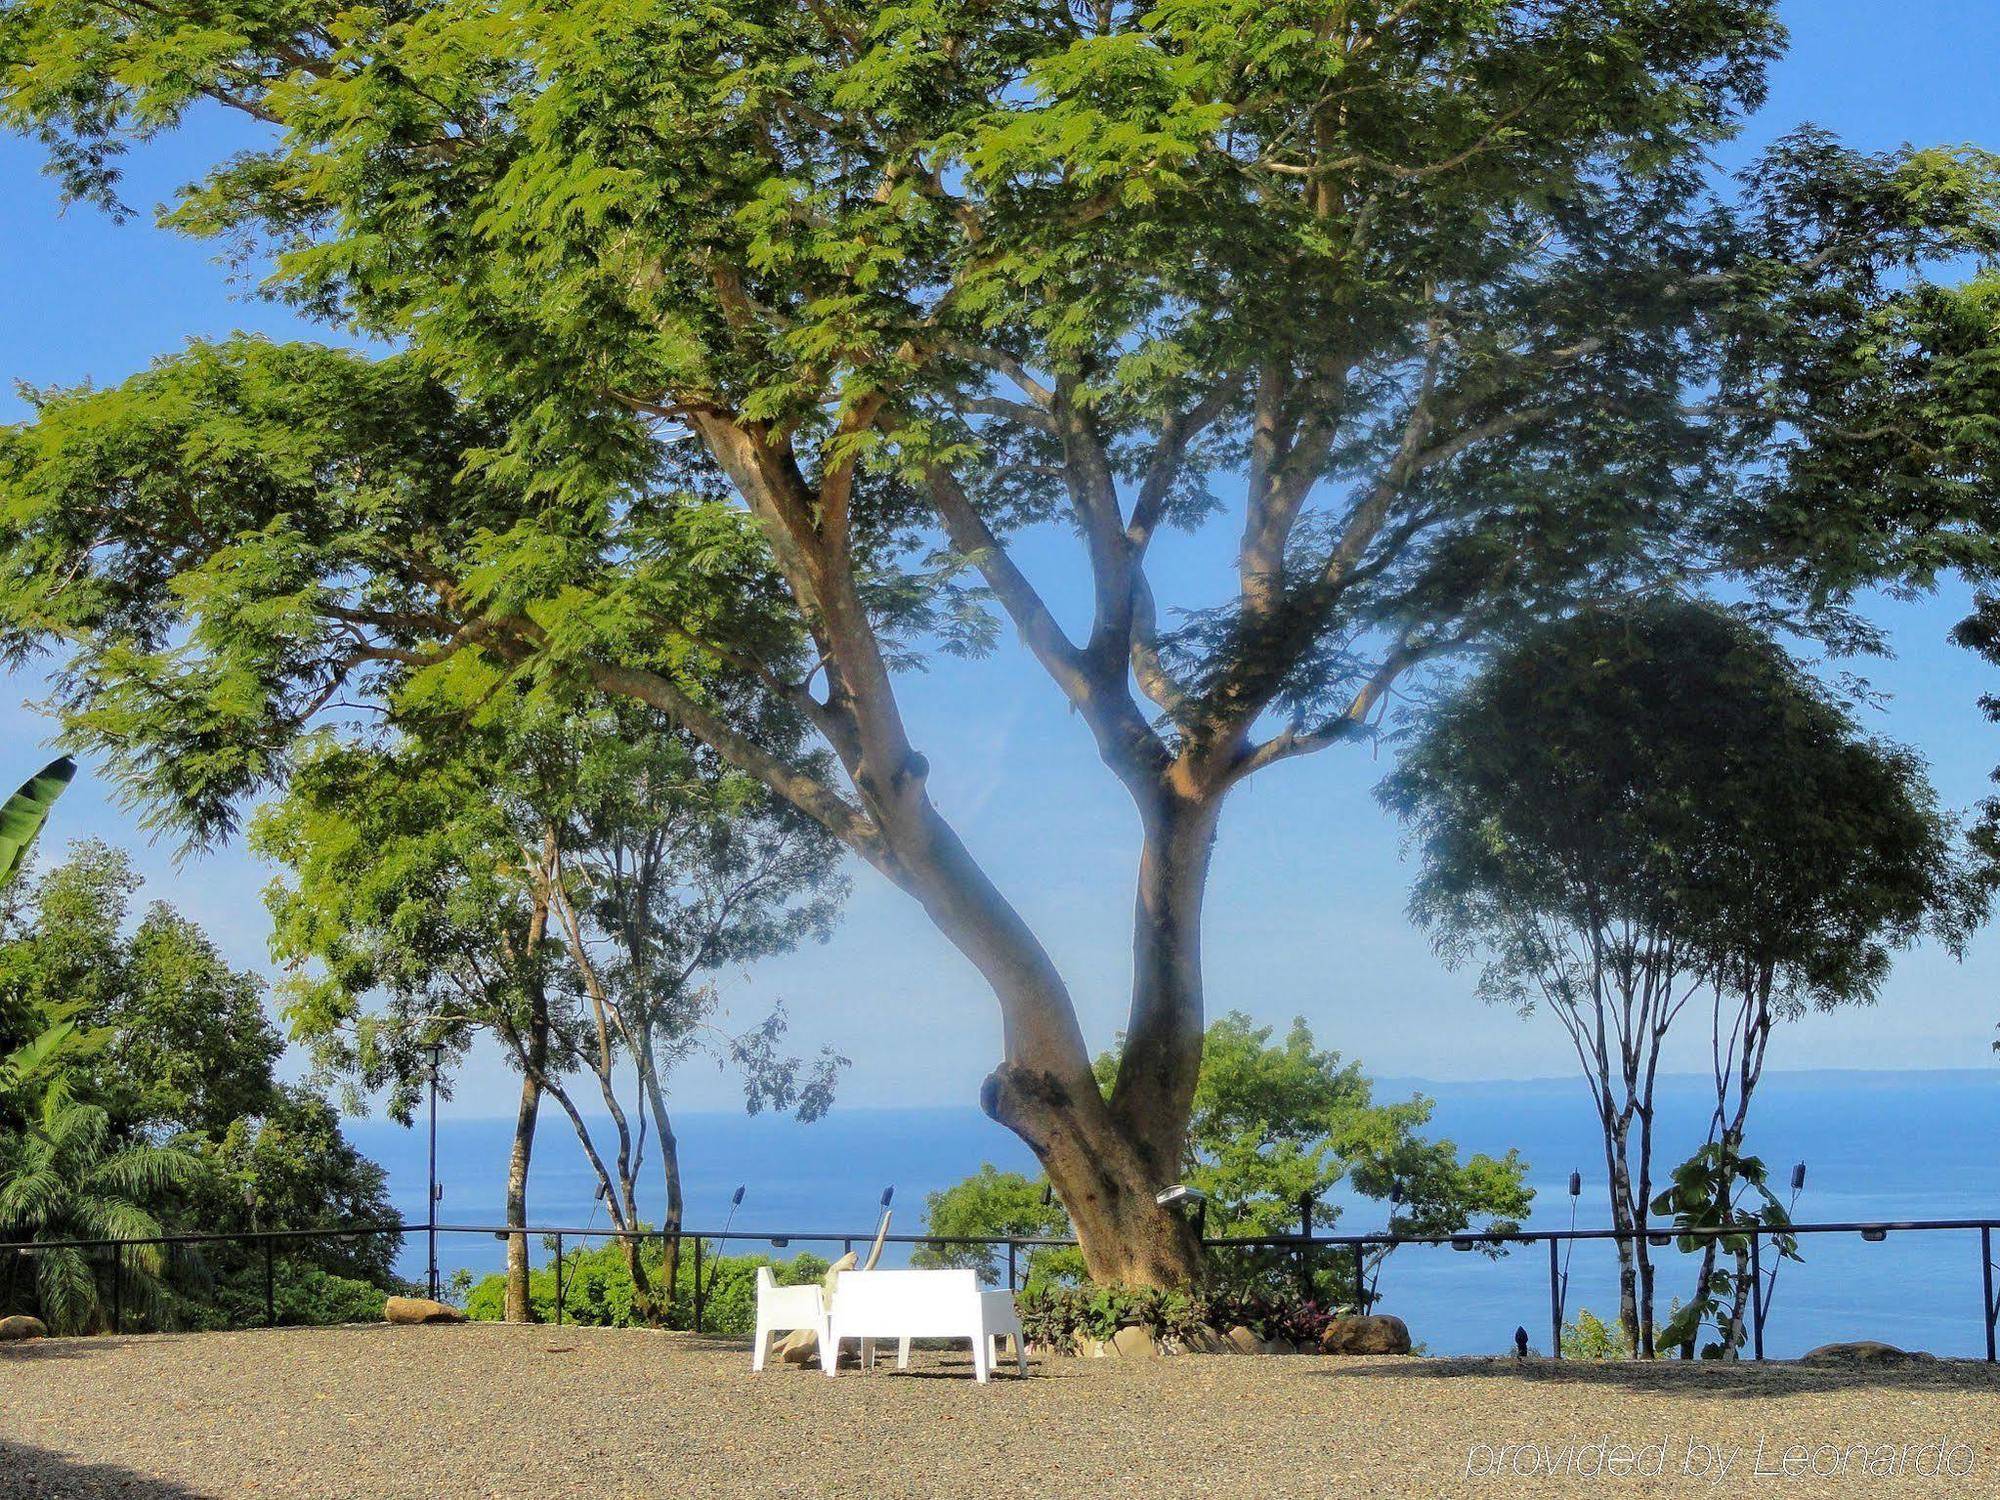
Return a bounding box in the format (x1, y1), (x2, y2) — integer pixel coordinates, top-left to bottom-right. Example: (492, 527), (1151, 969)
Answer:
(1297, 1195), (1315, 1302)
(554, 1233), (563, 1328)
(1007, 1240), (1018, 1292)
(1353, 1243), (1366, 1314)
(692, 1237), (705, 1335)
(1748, 1233), (1765, 1361)
(1984, 1227), (1996, 1364)
(1548, 1236), (1561, 1359)
(111, 1242), (123, 1335)
(264, 1235), (276, 1327)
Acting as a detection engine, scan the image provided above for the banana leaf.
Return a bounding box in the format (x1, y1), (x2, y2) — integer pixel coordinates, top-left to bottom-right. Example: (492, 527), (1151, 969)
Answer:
(0, 755), (77, 889)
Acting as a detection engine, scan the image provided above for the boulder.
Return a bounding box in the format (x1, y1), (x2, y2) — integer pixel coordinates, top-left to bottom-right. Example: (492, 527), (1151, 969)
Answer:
(1111, 1325), (1159, 1359)
(1318, 1314), (1412, 1356)
(0, 1315), (48, 1342)
(382, 1297), (467, 1326)
(1800, 1341), (1935, 1367)
(1181, 1324), (1230, 1355)
(1224, 1324), (1265, 1356)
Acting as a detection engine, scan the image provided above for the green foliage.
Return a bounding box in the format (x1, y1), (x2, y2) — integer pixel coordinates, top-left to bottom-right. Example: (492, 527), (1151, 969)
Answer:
(1561, 1307), (1635, 1361)
(0, 1080), (201, 1333)
(461, 1240), (829, 1336)
(1384, 601), (1981, 1015)
(189, 1262), (393, 1332)
(0, 842), (402, 1331)
(927, 1012), (1531, 1302)
(1015, 1281), (1326, 1354)
(1651, 1143), (1799, 1358)
(1102, 1012), (1531, 1301)
(0, 756), (73, 890)
(912, 1164), (1079, 1286)
(4, 0), (2000, 1283)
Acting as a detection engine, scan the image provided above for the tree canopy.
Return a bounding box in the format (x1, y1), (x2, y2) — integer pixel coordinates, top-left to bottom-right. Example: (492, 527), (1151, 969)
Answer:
(4, 1), (1999, 1282)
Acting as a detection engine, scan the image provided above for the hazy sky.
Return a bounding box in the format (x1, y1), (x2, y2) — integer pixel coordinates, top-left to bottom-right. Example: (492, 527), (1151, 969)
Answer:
(4, 2), (1998, 1117)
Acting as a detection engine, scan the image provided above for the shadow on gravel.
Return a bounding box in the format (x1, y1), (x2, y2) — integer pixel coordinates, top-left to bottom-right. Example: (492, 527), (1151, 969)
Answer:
(0, 1441), (211, 1498)
(0, 1339), (120, 1363)
(1311, 1356), (2000, 1398)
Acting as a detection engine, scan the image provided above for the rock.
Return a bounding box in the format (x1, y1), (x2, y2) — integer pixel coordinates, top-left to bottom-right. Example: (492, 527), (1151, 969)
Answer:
(382, 1297), (467, 1326)
(1224, 1325), (1264, 1356)
(1111, 1325), (1159, 1359)
(0, 1315), (48, 1342)
(1800, 1341), (1935, 1367)
(1261, 1337), (1297, 1355)
(1319, 1314), (1413, 1356)
(1182, 1324), (1230, 1355)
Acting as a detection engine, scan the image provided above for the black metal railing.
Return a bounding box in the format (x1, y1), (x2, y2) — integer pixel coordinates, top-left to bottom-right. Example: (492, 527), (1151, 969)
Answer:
(7, 1215), (1999, 1360)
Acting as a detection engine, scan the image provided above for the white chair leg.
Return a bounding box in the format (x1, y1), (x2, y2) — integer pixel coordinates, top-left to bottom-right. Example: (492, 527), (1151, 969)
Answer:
(1014, 1329), (1027, 1376)
(861, 1337), (875, 1369)
(751, 1322), (768, 1372)
(897, 1336), (911, 1370)
(821, 1330), (841, 1377)
(972, 1332), (990, 1383)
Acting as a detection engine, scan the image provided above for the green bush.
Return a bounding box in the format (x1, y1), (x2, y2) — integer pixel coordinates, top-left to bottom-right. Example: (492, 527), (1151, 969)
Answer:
(461, 1238), (829, 1335)
(1560, 1306), (1634, 1360)
(184, 1260), (393, 1329)
(1016, 1281), (1330, 1354)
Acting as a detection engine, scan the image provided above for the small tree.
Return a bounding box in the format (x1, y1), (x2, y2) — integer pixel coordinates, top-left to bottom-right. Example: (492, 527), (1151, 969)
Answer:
(257, 699), (845, 1320)
(1383, 600), (1982, 1354)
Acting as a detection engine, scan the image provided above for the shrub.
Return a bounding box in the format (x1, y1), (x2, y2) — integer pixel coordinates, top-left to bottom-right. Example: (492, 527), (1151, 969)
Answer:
(460, 1238), (829, 1335)
(1560, 1307), (1634, 1360)
(1016, 1281), (1329, 1354)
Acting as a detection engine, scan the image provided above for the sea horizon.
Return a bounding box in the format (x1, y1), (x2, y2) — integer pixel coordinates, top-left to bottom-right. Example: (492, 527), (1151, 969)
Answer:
(348, 1065), (2000, 1359)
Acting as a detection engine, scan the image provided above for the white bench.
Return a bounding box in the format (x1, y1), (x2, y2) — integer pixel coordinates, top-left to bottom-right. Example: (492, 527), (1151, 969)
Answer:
(820, 1268), (1027, 1382)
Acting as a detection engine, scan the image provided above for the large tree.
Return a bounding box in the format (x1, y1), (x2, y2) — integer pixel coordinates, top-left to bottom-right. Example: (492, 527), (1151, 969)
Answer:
(1381, 601), (1982, 1353)
(3, 4), (1999, 1282)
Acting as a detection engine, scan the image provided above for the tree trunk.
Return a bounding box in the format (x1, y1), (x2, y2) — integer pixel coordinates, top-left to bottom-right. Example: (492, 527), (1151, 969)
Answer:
(503, 1072), (540, 1323)
(503, 980), (550, 1323)
(1606, 1121), (1640, 1352)
(1109, 792), (1218, 1183)
(634, 1030), (684, 1295)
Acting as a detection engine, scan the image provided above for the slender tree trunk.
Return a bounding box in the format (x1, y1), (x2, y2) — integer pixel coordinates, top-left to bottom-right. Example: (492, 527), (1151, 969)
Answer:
(503, 908), (552, 1323)
(1606, 1120), (1640, 1350)
(634, 1030), (684, 1293)
(503, 1065), (543, 1323)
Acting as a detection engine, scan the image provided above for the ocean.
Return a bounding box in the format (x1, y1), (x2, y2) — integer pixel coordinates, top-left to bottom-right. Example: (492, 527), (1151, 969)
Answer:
(346, 1068), (2000, 1359)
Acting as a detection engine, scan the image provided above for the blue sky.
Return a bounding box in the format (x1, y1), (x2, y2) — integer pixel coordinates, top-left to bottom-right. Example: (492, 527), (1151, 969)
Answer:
(3, 2), (1998, 1117)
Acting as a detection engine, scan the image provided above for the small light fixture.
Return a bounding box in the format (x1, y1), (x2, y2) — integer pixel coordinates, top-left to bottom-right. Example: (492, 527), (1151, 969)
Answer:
(1861, 1227), (1888, 1243)
(1452, 1238), (1476, 1252)
(1648, 1233), (1672, 1248)
(1514, 1326), (1530, 1358)
(1155, 1184), (1208, 1209)
(1388, 1180), (1404, 1206)
(770, 1236), (790, 1248)
(1791, 1162), (1807, 1194)
(1568, 1172), (1582, 1199)
(731, 1185), (746, 1208)
(880, 1186), (894, 1209)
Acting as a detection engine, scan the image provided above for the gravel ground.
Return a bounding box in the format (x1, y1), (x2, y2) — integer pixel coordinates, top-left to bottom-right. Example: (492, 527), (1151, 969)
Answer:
(5, 1324), (1999, 1498)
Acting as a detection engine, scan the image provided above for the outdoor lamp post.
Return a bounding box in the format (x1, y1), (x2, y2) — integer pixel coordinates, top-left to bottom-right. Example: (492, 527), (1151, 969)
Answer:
(425, 1041), (444, 1300)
